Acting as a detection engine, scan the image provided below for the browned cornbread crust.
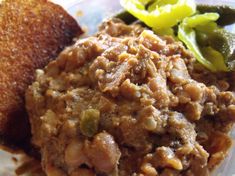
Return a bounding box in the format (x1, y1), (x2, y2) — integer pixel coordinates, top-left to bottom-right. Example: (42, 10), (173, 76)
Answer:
(0, 0), (82, 147)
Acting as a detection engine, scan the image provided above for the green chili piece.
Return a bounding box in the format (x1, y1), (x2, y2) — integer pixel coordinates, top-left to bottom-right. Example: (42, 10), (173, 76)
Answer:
(80, 109), (100, 137)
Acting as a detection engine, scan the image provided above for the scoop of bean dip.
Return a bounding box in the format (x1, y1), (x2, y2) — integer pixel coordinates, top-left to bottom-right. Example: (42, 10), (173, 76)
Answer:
(26, 19), (235, 176)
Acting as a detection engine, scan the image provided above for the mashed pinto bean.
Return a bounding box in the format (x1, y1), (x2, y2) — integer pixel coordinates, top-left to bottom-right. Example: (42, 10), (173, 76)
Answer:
(26, 19), (235, 176)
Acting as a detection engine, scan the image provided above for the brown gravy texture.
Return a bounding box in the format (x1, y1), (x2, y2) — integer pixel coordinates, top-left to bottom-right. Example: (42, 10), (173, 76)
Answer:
(25, 19), (235, 176)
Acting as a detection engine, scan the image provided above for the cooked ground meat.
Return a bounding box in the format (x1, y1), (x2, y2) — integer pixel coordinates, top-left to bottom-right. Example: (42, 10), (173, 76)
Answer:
(26, 19), (235, 176)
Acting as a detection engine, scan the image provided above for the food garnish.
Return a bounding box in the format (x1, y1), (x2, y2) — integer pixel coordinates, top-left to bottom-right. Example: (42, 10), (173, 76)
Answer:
(121, 0), (235, 72)
(178, 13), (228, 71)
(120, 0), (196, 29)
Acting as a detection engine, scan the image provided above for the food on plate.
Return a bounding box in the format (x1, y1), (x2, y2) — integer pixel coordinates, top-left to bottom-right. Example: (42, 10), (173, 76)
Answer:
(0, 0), (82, 148)
(26, 18), (235, 176)
(120, 0), (196, 29)
(121, 0), (235, 72)
(197, 5), (235, 26)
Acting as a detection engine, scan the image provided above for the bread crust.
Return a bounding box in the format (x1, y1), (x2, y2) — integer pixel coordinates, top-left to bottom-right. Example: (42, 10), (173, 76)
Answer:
(0, 0), (82, 148)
